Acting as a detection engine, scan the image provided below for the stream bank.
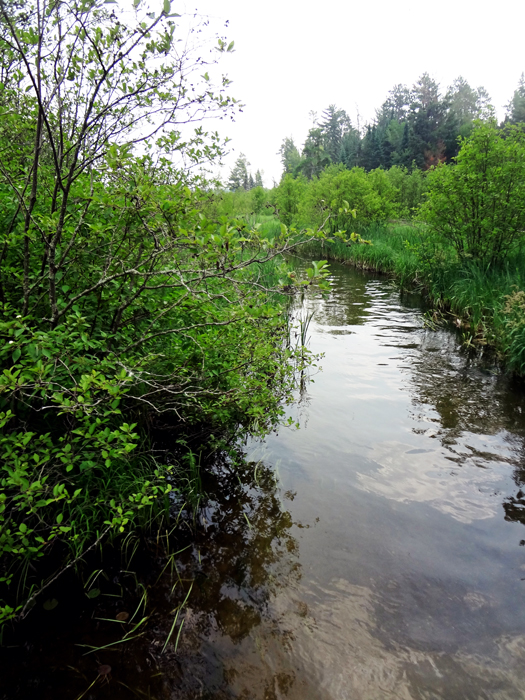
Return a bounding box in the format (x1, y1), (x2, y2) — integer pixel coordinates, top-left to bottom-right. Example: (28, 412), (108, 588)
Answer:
(3, 261), (525, 699)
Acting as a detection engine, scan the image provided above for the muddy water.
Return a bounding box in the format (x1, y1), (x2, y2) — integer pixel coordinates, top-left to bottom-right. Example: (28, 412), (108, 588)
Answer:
(5, 262), (525, 700)
(176, 262), (525, 699)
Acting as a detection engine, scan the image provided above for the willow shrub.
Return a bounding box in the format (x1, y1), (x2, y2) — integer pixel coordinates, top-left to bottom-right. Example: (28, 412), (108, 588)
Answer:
(420, 120), (525, 266)
(0, 0), (336, 625)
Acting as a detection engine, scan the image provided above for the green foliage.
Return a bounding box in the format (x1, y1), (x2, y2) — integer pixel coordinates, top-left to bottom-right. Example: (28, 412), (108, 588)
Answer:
(500, 289), (525, 374)
(273, 174), (307, 226)
(0, 311), (177, 622)
(203, 184), (271, 221)
(300, 127), (331, 180)
(505, 73), (525, 125)
(270, 164), (429, 235)
(252, 186), (266, 214)
(295, 165), (396, 230)
(278, 137), (304, 177)
(0, 0), (339, 625)
(385, 166), (428, 218)
(420, 121), (525, 265)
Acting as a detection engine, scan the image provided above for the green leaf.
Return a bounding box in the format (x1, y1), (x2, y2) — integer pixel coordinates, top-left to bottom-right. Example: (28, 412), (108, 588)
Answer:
(12, 348), (21, 363)
(86, 588), (100, 599)
(43, 598), (59, 610)
(163, 0), (170, 13)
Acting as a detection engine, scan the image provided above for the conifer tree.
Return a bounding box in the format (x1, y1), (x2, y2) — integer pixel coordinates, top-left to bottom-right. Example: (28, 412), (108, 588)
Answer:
(228, 153), (251, 190)
(506, 74), (525, 125)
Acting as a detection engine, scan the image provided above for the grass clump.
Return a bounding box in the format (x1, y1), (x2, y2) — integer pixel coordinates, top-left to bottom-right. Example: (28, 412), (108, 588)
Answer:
(300, 222), (525, 373)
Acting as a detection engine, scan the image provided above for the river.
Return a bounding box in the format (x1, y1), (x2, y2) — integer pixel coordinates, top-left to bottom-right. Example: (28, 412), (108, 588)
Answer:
(174, 261), (525, 699)
(4, 261), (525, 699)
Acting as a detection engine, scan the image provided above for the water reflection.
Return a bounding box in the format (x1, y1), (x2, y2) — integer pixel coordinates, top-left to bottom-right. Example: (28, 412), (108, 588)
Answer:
(0, 458), (301, 700)
(179, 461), (300, 635)
(503, 460), (525, 532)
(154, 459), (304, 698)
(238, 261), (525, 698)
(304, 264), (376, 328)
(8, 261), (525, 699)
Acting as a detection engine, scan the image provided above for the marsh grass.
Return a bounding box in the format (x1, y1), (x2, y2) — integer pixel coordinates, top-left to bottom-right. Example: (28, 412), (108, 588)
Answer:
(299, 222), (525, 374)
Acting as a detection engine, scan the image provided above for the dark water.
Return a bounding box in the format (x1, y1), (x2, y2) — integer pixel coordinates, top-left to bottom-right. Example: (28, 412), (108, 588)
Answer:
(5, 262), (525, 699)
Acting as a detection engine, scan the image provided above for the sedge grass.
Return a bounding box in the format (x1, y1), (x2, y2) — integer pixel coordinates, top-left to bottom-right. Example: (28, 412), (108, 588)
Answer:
(299, 223), (525, 374)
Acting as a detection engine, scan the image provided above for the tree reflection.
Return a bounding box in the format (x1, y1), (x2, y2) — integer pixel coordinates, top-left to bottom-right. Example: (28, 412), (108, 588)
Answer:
(174, 458), (301, 644)
(405, 312), (525, 534)
(503, 467), (525, 531)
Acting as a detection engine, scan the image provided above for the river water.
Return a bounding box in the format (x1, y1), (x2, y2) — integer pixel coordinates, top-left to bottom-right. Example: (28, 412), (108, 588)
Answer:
(5, 261), (525, 699)
(173, 261), (525, 699)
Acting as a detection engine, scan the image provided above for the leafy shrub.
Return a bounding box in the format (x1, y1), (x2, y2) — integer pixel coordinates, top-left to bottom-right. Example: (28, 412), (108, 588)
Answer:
(420, 121), (525, 265)
(0, 0), (334, 624)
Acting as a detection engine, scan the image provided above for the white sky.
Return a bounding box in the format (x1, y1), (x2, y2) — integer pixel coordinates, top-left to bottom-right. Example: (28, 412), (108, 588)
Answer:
(186, 0), (525, 186)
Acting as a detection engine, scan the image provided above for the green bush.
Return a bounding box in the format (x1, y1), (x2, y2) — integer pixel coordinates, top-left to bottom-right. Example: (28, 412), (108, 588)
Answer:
(0, 0), (334, 625)
(385, 165), (428, 218)
(420, 121), (525, 265)
(297, 165), (395, 231)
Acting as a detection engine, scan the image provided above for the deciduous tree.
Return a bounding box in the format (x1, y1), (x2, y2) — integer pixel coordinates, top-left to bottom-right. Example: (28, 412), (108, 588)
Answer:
(420, 121), (525, 265)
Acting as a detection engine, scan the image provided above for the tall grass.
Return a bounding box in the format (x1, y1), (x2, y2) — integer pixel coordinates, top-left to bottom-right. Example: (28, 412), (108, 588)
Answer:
(299, 223), (421, 284)
(257, 215), (282, 238)
(299, 223), (525, 374)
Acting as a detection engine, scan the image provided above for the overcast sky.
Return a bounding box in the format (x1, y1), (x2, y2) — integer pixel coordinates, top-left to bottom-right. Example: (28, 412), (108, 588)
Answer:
(185, 0), (525, 186)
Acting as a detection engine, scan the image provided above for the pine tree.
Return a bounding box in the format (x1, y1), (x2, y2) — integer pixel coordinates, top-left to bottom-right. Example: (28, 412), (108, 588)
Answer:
(318, 105), (351, 163)
(300, 128), (331, 179)
(361, 126), (383, 170)
(506, 74), (525, 125)
(228, 153), (251, 190)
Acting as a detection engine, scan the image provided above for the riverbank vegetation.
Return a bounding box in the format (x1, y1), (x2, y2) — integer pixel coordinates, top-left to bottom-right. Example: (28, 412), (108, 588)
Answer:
(0, 0), (337, 627)
(3, 0), (525, 635)
(218, 111), (525, 375)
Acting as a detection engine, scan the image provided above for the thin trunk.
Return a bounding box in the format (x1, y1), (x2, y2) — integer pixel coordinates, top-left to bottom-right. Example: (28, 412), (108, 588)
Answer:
(22, 108), (43, 315)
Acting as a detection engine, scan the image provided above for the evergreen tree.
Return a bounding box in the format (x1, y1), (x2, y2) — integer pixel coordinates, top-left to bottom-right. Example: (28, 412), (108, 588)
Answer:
(392, 122), (412, 168)
(408, 73), (448, 168)
(228, 153), (250, 190)
(300, 127), (331, 179)
(318, 105), (352, 163)
(506, 74), (525, 125)
(444, 78), (493, 155)
(341, 128), (361, 169)
(361, 125), (384, 170)
(411, 73), (440, 110)
(376, 84), (412, 126)
(278, 137), (303, 176)
(447, 76), (482, 123)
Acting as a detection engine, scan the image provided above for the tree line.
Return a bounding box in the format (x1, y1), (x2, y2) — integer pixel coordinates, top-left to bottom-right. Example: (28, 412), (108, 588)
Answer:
(227, 72), (525, 189)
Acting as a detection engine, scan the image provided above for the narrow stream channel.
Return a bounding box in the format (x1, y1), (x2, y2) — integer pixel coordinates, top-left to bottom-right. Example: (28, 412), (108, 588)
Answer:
(5, 262), (525, 700)
(177, 261), (525, 699)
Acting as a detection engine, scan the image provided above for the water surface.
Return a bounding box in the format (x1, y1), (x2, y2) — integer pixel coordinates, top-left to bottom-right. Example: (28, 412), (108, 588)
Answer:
(179, 262), (525, 699)
(5, 262), (525, 700)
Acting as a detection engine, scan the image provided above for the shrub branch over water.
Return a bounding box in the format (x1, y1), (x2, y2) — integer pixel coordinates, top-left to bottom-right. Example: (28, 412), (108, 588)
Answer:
(0, 0), (334, 624)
